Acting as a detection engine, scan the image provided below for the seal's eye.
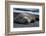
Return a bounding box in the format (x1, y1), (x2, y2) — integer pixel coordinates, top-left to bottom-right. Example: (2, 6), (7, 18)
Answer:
(30, 19), (35, 23)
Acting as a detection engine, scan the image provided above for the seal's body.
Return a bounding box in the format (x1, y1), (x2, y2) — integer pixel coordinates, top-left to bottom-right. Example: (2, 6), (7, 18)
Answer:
(14, 13), (36, 24)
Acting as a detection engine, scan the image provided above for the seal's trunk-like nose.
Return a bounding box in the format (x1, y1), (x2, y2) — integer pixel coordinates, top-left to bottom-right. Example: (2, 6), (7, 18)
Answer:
(23, 14), (36, 23)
